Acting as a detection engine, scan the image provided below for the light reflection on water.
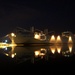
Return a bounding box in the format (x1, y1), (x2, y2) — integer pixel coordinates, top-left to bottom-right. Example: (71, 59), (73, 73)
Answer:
(0, 44), (75, 64)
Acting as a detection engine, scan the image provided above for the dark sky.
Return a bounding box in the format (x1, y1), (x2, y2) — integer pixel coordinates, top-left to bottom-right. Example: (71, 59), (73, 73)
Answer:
(0, 0), (75, 36)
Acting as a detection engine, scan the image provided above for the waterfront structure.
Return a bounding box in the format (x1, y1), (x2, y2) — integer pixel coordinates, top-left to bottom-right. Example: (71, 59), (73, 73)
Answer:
(1, 27), (51, 44)
(0, 27), (75, 44)
(61, 31), (75, 44)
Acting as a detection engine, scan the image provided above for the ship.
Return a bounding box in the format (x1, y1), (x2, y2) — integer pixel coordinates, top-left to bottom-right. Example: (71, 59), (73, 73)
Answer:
(1, 27), (51, 45)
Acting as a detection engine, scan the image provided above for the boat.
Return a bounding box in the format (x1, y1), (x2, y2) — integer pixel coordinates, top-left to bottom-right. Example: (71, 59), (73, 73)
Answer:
(1, 27), (51, 45)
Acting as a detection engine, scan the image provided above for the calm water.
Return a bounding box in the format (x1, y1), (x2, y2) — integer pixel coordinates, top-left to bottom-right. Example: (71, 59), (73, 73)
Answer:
(0, 44), (75, 73)
(0, 44), (75, 64)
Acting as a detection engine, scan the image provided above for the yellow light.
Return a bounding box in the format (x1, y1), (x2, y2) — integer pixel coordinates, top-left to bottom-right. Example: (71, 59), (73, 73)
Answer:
(51, 49), (55, 54)
(50, 35), (56, 43)
(56, 35), (62, 43)
(50, 46), (56, 54)
(40, 48), (46, 51)
(0, 42), (8, 48)
(68, 44), (73, 52)
(11, 33), (15, 36)
(40, 48), (46, 55)
(51, 35), (55, 40)
(5, 53), (9, 56)
(69, 47), (72, 52)
(15, 53), (16, 55)
(11, 54), (15, 58)
(56, 45), (62, 53)
(34, 34), (40, 39)
(68, 36), (73, 43)
(35, 51), (40, 57)
(11, 33), (16, 37)
(9, 44), (17, 47)
(57, 47), (61, 53)
(40, 53), (45, 56)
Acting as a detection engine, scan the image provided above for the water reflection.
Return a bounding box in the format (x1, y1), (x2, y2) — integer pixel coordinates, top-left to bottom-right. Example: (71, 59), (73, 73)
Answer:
(56, 45), (62, 54)
(68, 44), (73, 53)
(62, 44), (74, 57)
(50, 45), (56, 54)
(35, 48), (47, 59)
(0, 43), (75, 63)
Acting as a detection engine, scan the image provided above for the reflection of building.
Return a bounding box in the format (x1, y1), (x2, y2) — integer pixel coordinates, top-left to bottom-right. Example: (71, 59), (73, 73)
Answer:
(4, 46), (16, 58)
(62, 44), (73, 57)
(0, 42), (75, 64)
(68, 44), (73, 53)
(35, 48), (47, 59)
(49, 45), (62, 54)
(56, 45), (62, 54)
(50, 45), (56, 54)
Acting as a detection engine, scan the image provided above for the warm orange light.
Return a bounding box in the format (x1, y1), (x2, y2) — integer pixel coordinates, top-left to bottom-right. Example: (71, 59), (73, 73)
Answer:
(34, 33), (40, 39)
(40, 48), (46, 56)
(68, 36), (73, 43)
(11, 33), (16, 37)
(11, 54), (15, 58)
(5, 53), (9, 56)
(68, 44), (73, 52)
(35, 51), (40, 57)
(9, 44), (17, 47)
(50, 46), (56, 54)
(56, 46), (61, 53)
(56, 35), (62, 43)
(50, 35), (56, 43)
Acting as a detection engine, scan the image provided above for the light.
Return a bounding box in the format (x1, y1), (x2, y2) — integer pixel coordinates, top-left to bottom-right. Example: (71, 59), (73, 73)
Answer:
(11, 33), (16, 37)
(0, 42), (7, 48)
(57, 36), (60, 40)
(56, 35), (62, 44)
(11, 54), (15, 58)
(56, 45), (62, 53)
(11, 33), (16, 44)
(35, 51), (40, 57)
(68, 44), (73, 52)
(5, 40), (8, 43)
(50, 46), (56, 54)
(50, 35), (56, 43)
(57, 47), (61, 53)
(51, 49), (55, 54)
(5, 53), (9, 56)
(40, 48), (46, 56)
(4, 47), (8, 50)
(68, 36), (73, 43)
(9, 44), (17, 47)
(51, 35), (55, 40)
(34, 33), (40, 39)
(69, 47), (72, 52)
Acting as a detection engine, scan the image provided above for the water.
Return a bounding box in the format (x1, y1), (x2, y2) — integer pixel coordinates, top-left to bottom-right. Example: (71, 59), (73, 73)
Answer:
(0, 44), (75, 72)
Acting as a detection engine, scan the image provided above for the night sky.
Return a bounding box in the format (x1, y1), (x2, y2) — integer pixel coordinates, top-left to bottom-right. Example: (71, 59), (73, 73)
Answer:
(0, 0), (75, 37)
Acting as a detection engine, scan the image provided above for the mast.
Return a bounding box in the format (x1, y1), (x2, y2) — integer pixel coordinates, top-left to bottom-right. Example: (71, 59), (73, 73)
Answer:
(30, 26), (34, 33)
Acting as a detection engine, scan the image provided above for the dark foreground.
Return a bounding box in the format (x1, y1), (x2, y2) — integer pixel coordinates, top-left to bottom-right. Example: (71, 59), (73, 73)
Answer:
(0, 53), (75, 74)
